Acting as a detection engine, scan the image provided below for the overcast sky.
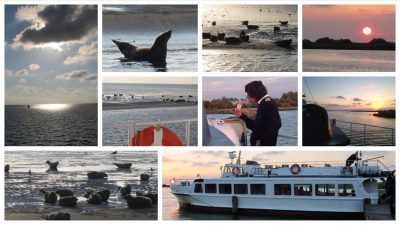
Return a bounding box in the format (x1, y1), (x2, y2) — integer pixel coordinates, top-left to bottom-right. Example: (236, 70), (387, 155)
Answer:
(5, 5), (98, 105)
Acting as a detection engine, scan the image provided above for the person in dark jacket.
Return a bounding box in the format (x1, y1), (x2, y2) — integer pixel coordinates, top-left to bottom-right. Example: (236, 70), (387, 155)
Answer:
(234, 81), (281, 146)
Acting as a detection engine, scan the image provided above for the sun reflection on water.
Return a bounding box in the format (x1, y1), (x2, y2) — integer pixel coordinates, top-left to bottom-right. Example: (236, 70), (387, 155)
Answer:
(33, 104), (70, 111)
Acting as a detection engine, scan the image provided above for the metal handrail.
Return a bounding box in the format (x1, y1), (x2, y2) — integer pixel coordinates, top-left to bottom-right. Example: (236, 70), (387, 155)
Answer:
(334, 120), (395, 146)
(104, 118), (198, 146)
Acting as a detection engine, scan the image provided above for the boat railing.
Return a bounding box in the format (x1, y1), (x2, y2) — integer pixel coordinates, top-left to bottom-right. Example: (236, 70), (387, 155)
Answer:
(103, 118), (198, 146)
(333, 120), (395, 146)
(170, 178), (193, 187)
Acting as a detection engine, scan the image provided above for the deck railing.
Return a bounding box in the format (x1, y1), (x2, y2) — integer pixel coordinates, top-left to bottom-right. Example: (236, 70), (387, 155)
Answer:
(334, 120), (395, 146)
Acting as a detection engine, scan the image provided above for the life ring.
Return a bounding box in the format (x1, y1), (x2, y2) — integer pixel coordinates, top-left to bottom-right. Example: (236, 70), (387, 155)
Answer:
(131, 126), (183, 146)
(290, 164), (301, 174)
(232, 166), (240, 176)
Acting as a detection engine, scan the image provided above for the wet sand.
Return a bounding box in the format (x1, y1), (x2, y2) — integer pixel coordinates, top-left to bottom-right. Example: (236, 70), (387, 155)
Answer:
(5, 207), (157, 220)
(103, 102), (197, 111)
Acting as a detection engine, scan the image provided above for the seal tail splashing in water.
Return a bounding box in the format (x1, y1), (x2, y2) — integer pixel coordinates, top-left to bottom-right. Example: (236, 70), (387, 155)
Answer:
(112, 30), (172, 68)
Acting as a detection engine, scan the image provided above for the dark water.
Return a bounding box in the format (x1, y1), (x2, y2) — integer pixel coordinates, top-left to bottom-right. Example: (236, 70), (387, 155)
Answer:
(5, 104), (98, 146)
(5, 151), (157, 213)
(102, 5), (198, 72)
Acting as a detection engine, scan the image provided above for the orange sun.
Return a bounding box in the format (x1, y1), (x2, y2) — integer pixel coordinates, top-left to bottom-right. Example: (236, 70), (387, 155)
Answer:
(362, 26), (372, 36)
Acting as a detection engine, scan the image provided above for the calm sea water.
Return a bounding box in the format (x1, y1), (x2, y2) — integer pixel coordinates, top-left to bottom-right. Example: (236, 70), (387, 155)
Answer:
(328, 111), (395, 146)
(303, 49), (395, 72)
(202, 5), (297, 72)
(102, 5), (198, 72)
(5, 151), (157, 213)
(5, 104), (97, 146)
(210, 110), (298, 146)
(103, 83), (198, 146)
(103, 83), (198, 103)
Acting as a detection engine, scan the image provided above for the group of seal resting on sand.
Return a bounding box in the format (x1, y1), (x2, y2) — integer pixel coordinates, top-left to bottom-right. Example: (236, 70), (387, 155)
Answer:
(6, 160), (157, 220)
(203, 19), (292, 47)
(112, 30), (172, 68)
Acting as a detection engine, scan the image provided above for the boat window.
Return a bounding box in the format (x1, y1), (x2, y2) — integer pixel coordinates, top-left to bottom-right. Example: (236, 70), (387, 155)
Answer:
(294, 184), (312, 196)
(338, 184), (356, 197)
(274, 184), (291, 195)
(219, 184), (232, 194)
(234, 184), (248, 194)
(250, 184), (266, 195)
(315, 184), (335, 196)
(205, 184), (217, 193)
(194, 183), (203, 193)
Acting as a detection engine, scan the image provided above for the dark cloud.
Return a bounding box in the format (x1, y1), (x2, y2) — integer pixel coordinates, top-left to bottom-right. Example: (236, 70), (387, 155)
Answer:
(56, 70), (96, 81)
(18, 5), (97, 44)
(336, 96), (346, 100)
(352, 98), (362, 102)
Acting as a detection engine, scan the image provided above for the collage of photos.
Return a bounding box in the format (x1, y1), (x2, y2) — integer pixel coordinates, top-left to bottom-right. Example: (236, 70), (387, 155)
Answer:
(2, 1), (397, 222)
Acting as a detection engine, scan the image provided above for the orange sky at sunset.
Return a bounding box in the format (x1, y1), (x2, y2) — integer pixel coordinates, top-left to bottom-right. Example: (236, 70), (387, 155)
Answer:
(303, 5), (395, 43)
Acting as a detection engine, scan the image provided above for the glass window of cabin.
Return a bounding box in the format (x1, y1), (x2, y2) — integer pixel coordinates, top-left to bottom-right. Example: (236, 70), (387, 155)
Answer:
(294, 184), (312, 196)
(315, 184), (335, 196)
(194, 183), (203, 193)
(234, 184), (248, 194)
(250, 184), (266, 195)
(205, 184), (217, 193)
(338, 184), (356, 197)
(274, 184), (291, 195)
(219, 184), (232, 194)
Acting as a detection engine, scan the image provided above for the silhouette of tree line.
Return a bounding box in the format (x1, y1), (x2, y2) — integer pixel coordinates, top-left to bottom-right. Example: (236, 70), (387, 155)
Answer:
(303, 37), (395, 50)
(204, 91), (297, 109)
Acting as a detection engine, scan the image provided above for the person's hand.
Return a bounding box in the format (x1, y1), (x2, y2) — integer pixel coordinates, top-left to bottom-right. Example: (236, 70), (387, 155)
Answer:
(234, 108), (243, 117)
(255, 140), (261, 146)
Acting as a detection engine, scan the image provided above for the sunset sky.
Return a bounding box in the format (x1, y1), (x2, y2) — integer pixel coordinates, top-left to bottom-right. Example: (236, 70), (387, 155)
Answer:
(303, 77), (395, 111)
(5, 5), (98, 105)
(203, 77), (297, 100)
(303, 5), (395, 42)
(162, 151), (395, 184)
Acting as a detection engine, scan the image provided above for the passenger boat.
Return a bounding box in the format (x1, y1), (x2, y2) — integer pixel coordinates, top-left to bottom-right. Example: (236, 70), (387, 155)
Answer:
(170, 151), (391, 218)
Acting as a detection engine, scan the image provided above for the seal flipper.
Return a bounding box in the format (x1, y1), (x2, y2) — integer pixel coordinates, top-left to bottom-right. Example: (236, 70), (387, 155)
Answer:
(112, 40), (137, 58)
(149, 30), (172, 62)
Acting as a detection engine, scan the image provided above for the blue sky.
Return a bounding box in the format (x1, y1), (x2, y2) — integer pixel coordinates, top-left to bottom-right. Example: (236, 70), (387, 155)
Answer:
(303, 77), (395, 110)
(5, 5), (98, 105)
(203, 77), (297, 100)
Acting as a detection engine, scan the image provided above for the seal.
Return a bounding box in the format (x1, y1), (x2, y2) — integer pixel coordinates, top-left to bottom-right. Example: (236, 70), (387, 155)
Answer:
(5, 164), (10, 173)
(140, 174), (150, 181)
(87, 171), (108, 179)
(55, 189), (74, 197)
(118, 184), (131, 196)
(84, 189), (110, 202)
(112, 30), (172, 65)
(40, 189), (58, 204)
(45, 212), (71, 220)
(85, 192), (103, 205)
(46, 161), (59, 171)
(123, 195), (153, 209)
(58, 196), (78, 207)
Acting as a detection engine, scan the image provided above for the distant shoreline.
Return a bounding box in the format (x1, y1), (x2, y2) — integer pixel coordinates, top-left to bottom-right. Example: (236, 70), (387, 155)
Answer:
(205, 107), (297, 114)
(103, 102), (197, 111)
(303, 38), (395, 51)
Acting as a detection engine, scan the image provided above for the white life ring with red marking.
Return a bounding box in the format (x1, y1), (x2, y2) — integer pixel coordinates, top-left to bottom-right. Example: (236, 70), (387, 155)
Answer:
(290, 164), (301, 174)
(232, 166), (240, 176)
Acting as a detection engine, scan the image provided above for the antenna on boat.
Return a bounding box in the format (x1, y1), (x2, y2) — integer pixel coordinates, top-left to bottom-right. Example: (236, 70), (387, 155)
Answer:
(304, 78), (316, 104)
(228, 151), (236, 164)
(236, 151), (241, 165)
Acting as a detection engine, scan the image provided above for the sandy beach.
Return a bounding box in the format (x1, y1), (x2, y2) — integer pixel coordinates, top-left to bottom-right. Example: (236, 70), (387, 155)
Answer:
(103, 102), (197, 111)
(5, 207), (157, 220)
